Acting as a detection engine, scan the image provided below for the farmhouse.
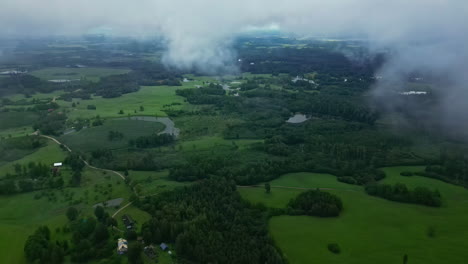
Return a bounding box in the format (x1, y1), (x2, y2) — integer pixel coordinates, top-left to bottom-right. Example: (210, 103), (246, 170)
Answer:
(117, 238), (128, 254)
(122, 214), (135, 229)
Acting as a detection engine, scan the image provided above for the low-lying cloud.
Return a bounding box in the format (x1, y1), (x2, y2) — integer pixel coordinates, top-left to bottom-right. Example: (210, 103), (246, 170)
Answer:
(1, 0), (468, 133)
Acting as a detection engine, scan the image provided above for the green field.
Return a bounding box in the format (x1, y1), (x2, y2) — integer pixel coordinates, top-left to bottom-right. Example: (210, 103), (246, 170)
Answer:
(0, 112), (39, 130)
(128, 170), (188, 197)
(0, 141), (66, 176)
(240, 168), (468, 264)
(60, 119), (165, 153)
(30, 67), (131, 82)
(58, 85), (194, 119)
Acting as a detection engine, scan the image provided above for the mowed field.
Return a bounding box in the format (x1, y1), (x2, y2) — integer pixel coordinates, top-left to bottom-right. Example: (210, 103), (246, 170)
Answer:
(30, 67), (131, 82)
(239, 167), (468, 264)
(60, 119), (165, 153)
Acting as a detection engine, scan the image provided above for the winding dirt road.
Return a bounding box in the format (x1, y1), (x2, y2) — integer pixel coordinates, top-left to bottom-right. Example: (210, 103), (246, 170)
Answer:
(39, 134), (130, 216)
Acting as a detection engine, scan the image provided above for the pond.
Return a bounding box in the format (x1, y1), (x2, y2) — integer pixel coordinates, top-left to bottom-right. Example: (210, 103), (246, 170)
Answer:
(115, 116), (180, 137)
(286, 114), (309, 124)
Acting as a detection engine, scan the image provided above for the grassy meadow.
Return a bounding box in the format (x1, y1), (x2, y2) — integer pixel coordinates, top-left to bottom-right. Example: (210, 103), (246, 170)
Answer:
(60, 119), (165, 153)
(0, 141), (65, 176)
(58, 85), (193, 119)
(240, 167), (468, 264)
(128, 170), (188, 197)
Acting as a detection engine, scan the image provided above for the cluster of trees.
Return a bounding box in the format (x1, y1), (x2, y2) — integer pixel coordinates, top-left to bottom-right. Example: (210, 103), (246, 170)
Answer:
(128, 61), (182, 86)
(137, 178), (285, 264)
(64, 153), (85, 186)
(94, 74), (139, 98)
(107, 130), (124, 141)
(365, 183), (442, 207)
(33, 111), (67, 136)
(24, 226), (64, 264)
(129, 134), (174, 148)
(176, 84), (225, 105)
(287, 190), (343, 217)
(289, 94), (378, 124)
(416, 147), (468, 187)
(0, 161), (66, 195)
(168, 154), (291, 184)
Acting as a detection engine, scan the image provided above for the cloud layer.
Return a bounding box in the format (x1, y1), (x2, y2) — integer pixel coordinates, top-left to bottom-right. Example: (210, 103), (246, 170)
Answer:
(1, 1), (466, 69)
(1, 0), (468, 134)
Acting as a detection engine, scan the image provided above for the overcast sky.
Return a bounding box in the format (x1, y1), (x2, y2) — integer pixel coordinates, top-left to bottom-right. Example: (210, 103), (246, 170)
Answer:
(1, 1), (466, 69)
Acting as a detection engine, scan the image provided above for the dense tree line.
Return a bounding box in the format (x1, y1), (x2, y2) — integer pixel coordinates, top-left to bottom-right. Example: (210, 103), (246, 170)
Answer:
(129, 133), (175, 148)
(287, 189), (343, 217)
(365, 183), (442, 207)
(137, 178), (284, 264)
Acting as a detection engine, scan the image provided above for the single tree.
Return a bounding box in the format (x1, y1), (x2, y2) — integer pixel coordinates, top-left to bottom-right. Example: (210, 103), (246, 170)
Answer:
(265, 183), (271, 194)
(94, 206), (105, 220)
(66, 207), (79, 221)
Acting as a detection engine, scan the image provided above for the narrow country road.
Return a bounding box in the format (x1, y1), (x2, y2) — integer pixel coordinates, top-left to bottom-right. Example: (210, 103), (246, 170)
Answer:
(39, 134), (130, 217)
(112, 201), (133, 218)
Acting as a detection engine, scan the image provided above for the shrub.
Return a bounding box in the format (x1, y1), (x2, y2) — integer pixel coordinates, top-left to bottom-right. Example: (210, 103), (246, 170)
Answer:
(287, 189), (343, 217)
(328, 243), (341, 254)
(400, 171), (414, 177)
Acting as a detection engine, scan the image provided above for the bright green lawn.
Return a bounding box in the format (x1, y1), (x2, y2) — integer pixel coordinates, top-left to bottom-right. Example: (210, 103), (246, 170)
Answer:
(60, 119), (165, 153)
(30, 67), (131, 82)
(240, 168), (468, 264)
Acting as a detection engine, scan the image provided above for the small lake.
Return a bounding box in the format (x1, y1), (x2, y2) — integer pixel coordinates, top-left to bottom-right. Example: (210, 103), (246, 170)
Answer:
(286, 114), (309, 124)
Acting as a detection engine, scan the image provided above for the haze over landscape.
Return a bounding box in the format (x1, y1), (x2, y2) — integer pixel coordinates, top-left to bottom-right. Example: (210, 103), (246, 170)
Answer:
(1, 1), (468, 264)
